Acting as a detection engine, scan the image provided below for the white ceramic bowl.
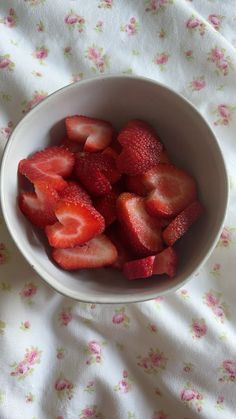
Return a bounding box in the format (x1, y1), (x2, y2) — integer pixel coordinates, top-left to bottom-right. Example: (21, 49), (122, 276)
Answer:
(0, 75), (228, 303)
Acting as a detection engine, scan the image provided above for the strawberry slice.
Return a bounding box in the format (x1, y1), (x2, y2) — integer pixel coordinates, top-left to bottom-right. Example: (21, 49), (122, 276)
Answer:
(52, 234), (118, 270)
(45, 201), (105, 248)
(74, 152), (121, 196)
(123, 256), (155, 280)
(65, 115), (113, 152)
(59, 181), (92, 206)
(116, 120), (163, 175)
(116, 192), (163, 257)
(163, 201), (204, 246)
(106, 223), (132, 270)
(153, 247), (178, 278)
(125, 175), (147, 197)
(18, 181), (59, 228)
(18, 146), (75, 191)
(143, 164), (197, 217)
(94, 189), (118, 227)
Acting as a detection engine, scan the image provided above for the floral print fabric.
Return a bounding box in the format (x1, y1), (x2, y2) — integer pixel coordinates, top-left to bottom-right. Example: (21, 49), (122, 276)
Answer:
(0, 1), (236, 418)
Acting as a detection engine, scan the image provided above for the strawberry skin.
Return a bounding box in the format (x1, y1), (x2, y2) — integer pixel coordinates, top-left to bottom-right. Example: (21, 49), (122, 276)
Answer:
(18, 181), (59, 228)
(59, 181), (92, 206)
(125, 175), (147, 197)
(106, 223), (132, 270)
(116, 120), (163, 175)
(116, 192), (163, 257)
(60, 137), (84, 153)
(94, 189), (118, 227)
(65, 115), (113, 152)
(144, 164), (197, 218)
(18, 146), (75, 191)
(152, 247), (178, 278)
(45, 201), (105, 248)
(123, 256), (155, 280)
(162, 201), (204, 246)
(74, 152), (121, 196)
(52, 234), (118, 270)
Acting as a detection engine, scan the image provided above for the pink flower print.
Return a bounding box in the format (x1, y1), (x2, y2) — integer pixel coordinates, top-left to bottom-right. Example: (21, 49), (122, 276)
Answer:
(20, 282), (37, 302)
(84, 381), (95, 394)
(0, 8), (18, 27)
(25, 392), (34, 403)
(218, 226), (235, 245)
(64, 46), (72, 58)
(203, 290), (229, 322)
(98, 0), (113, 8)
(56, 348), (65, 360)
(208, 47), (233, 76)
(94, 20), (103, 33)
(215, 395), (224, 411)
(208, 14), (224, 31)
(211, 263), (221, 277)
(186, 15), (206, 35)
(204, 291), (220, 307)
(137, 348), (168, 374)
(190, 76), (206, 91)
(152, 410), (168, 419)
(0, 55), (15, 71)
(22, 90), (48, 114)
(20, 320), (31, 331)
(148, 323), (158, 333)
(88, 341), (101, 355)
(0, 243), (9, 264)
(10, 346), (42, 379)
(121, 17), (139, 35)
(219, 360), (236, 382)
(11, 362), (30, 378)
(85, 44), (109, 73)
(214, 105), (236, 126)
(145, 0), (173, 14)
(36, 20), (44, 32)
(55, 375), (74, 400)
(64, 10), (85, 33)
(154, 52), (170, 71)
(180, 383), (204, 411)
(71, 72), (83, 83)
(191, 318), (207, 339)
(58, 307), (72, 326)
(33, 46), (48, 64)
(185, 50), (194, 61)
(24, 347), (41, 365)
(183, 362), (194, 373)
(112, 307), (130, 327)
(79, 405), (104, 419)
(114, 370), (133, 393)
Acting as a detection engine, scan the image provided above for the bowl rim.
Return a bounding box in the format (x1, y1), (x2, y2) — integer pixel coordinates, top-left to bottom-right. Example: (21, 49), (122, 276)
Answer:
(0, 74), (229, 303)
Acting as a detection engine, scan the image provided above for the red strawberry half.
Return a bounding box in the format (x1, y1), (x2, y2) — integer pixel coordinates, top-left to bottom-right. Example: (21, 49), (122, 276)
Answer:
(125, 175), (148, 197)
(116, 192), (163, 257)
(94, 188), (118, 227)
(65, 115), (113, 152)
(52, 234), (118, 270)
(18, 180), (59, 228)
(60, 137), (84, 153)
(74, 152), (121, 196)
(106, 223), (132, 270)
(116, 120), (163, 175)
(143, 164), (197, 218)
(163, 201), (204, 246)
(18, 146), (75, 191)
(123, 256), (155, 280)
(59, 181), (92, 206)
(45, 201), (105, 248)
(153, 247), (178, 278)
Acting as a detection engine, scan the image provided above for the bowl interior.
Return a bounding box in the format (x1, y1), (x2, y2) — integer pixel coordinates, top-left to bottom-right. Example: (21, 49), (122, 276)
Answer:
(0, 76), (228, 303)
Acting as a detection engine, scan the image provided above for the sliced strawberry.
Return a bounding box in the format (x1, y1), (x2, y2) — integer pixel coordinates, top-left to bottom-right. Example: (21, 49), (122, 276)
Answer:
(106, 223), (132, 270)
(116, 120), (163, 175)
(18, 181), (59, 228)
(59, 181), (92, 206)
(162, 201), (204, 246)
(125, 175), (147, 197)
(74, 152), (121, 196)
(18, 146), (75, 191)
(61, 137), (84, 153)
(116, 193), (163, 257)
(143, 164), (197, 217)
(65, 115), (113, 152)
(123, 256), (155, 280)
(153, 247), (178, 278)
(45, 201), (105, 248)
(52, 234), (118, 270)
(94, 189), (118, 227)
